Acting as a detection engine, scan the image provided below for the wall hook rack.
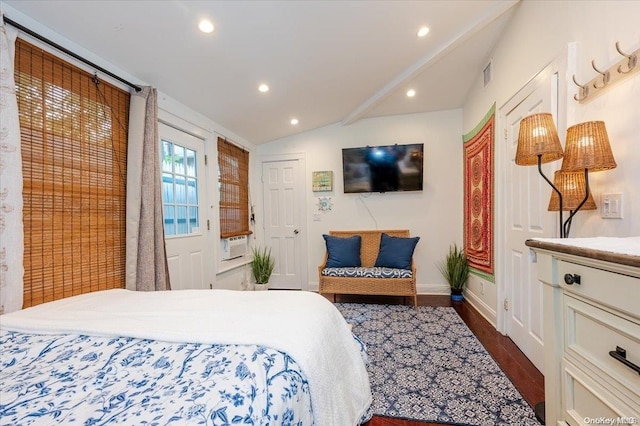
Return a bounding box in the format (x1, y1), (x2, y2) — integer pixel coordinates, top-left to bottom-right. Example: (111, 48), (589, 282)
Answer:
(573, 41), (640, 103)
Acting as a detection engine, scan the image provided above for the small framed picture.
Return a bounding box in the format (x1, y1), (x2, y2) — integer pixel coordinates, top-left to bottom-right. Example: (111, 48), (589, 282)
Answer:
(312, 171), (333, 192)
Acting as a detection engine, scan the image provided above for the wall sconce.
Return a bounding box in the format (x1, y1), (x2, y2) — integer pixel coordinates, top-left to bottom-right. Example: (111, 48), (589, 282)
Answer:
(547, 170), (597, 237)
(515, 113), (565, 237)
(559, 121), (616, 236)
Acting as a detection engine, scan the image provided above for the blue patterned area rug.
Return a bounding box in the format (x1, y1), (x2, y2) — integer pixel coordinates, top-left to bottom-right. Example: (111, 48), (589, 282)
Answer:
(336, 303), (539, 426)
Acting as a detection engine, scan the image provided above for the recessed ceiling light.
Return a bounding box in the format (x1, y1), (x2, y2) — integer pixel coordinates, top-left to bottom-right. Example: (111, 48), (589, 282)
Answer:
(258, 83), (270, 93)
(406, 89), (416, 97)
(198, 19), (214, 33)
(417, 26), (429, 37)
(290, 118), (299, 125)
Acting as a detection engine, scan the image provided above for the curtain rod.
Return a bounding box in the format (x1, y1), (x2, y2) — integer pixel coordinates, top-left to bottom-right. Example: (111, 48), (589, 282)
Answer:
(3, 15), (142, 92)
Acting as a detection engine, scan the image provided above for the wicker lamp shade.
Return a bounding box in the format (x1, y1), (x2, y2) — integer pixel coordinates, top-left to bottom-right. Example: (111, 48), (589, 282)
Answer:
(547, 170), (597, 211)
(561, 121), (617, 172)
(515, 113), (564, 165)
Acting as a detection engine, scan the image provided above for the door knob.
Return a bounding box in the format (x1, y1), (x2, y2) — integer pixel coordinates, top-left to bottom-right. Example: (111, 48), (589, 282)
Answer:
(293, 229), (299, 235)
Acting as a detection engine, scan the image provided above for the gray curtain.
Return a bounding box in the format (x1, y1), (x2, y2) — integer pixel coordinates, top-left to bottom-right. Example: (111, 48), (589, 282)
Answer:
(126, 87), (170, 291)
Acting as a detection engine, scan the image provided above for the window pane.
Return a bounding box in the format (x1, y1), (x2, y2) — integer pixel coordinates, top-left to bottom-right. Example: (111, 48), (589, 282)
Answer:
(164, 205), (175, 236)
(187, 178), (198, 204)
(162, 173), (174, 203)
(186, 148), (197, 177)
(173, 145), (185, 175)
(176, 206), (188, 234)
(175, 177), (187, 204)
(189, 207), (199, 231)
(162, 140), (173, 173)
(161, 140), (199, 236)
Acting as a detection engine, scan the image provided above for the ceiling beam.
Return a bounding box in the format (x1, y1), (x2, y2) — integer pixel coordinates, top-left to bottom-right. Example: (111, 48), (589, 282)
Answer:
(341, 0), (520, 126)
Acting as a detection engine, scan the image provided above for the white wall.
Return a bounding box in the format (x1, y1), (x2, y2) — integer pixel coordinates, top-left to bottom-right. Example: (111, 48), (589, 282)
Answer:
(257, 109), (463, 294)
(463, 0), (640, 321)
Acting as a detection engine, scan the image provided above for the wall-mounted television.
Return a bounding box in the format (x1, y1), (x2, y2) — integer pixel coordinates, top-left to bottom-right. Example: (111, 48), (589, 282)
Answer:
(342, 143), (424, 193)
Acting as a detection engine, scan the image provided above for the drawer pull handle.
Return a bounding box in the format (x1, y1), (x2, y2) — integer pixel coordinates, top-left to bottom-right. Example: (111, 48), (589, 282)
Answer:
(563, 273), (581, 285)
(609, 346), (640, 375)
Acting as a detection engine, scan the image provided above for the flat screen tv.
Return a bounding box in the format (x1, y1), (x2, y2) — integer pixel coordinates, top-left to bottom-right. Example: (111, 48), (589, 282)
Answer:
(342, 143), (424, 193)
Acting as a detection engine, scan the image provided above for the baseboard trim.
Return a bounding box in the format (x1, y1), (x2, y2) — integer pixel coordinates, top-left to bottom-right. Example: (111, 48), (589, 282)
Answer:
(464, 289), (497, 328)
(417, 283), (450, 295)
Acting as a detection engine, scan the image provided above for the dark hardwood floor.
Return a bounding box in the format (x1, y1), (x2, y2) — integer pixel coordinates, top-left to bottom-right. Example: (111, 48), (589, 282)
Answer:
(333, 294), (544, 426)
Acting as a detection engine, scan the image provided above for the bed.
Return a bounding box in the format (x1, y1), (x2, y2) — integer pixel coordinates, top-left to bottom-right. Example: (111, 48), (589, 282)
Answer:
(0, 289), (372, 425)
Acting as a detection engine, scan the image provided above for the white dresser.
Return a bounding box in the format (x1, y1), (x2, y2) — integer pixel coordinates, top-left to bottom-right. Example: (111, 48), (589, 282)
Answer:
(526, 238), (640, 426)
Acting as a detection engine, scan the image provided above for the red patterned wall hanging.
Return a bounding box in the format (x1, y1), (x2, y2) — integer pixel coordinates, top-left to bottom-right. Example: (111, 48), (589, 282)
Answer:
(463, 105), (495, 277)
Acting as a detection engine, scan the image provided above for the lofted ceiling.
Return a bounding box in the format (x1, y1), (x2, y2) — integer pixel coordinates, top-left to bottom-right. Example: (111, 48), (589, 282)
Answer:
(3, 0), (519, 145)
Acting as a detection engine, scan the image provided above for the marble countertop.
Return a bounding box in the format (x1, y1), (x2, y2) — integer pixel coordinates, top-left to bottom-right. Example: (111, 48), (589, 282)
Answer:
(525, 237), (640, 269)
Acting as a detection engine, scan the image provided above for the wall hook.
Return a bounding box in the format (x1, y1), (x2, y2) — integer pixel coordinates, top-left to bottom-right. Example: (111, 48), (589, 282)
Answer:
(615, 41), (637, 74)
(572, 74), (589, 101)
(591, 60), (610, 88)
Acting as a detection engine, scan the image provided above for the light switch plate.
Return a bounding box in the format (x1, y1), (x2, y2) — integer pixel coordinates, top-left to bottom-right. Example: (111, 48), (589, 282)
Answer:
(601, 193), (623, 219)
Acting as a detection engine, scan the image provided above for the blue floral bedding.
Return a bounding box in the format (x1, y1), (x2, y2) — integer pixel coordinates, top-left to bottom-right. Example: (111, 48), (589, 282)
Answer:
(0, 331), (313, 425)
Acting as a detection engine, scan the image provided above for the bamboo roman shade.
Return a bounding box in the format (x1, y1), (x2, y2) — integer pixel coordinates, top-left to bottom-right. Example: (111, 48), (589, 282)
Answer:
(217, 137), (250, 238)
(15, 39), (130, 308)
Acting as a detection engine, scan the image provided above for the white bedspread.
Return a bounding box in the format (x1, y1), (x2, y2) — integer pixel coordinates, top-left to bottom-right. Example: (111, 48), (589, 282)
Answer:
(0, 289), (372, 426)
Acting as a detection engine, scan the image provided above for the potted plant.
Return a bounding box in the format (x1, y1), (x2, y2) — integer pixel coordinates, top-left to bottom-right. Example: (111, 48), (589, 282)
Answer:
(251, 246), (276, 290)
(437, 244), (469, 302)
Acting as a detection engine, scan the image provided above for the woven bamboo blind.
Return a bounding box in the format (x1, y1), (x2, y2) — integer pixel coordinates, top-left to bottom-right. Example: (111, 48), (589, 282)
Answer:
(15, 39), (130, 308)
(217, 137), (250, 238)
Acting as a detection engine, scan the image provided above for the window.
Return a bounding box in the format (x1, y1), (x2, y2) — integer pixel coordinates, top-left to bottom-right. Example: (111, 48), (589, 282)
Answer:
(15, 39), (130, 308)
(217, 137), (250, 238)
(162, 139), (199, 236)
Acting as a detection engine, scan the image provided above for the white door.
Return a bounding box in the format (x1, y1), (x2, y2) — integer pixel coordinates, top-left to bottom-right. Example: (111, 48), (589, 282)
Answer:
(160, 123), (213, 290)
(500, 67), (562, 372)
(261, 158), (305, 290)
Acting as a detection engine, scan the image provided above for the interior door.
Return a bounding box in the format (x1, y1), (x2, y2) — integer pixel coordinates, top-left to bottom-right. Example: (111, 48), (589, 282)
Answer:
(500, 69), (560, 372)
(261, 158), (305, 290)
(160, 123), (212, 290)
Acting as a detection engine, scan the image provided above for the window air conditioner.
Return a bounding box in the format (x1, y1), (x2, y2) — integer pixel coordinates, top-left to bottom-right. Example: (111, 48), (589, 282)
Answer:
(221, 235), (248, 260)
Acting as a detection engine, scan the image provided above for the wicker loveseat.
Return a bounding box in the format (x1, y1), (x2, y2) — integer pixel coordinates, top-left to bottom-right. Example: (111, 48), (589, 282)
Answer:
(318, 229), (417, 307)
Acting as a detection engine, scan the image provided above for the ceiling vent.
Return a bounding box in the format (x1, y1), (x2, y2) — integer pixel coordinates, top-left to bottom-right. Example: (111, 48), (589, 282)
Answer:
(483, 60), (493, 88)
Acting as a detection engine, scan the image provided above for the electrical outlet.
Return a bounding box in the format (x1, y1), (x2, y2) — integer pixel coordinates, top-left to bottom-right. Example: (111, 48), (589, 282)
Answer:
(480, 281), (485, 295)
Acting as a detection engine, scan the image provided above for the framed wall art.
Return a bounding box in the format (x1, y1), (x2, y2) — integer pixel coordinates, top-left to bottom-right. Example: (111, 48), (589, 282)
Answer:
(312, 171), (333, 192)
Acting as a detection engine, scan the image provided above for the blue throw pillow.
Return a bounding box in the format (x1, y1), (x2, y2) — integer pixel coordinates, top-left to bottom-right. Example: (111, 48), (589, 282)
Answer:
(323, 234), (362, 268)
(374, 233), (420, 270)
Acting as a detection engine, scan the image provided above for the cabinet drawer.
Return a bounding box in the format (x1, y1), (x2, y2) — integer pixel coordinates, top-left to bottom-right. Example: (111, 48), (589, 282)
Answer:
(562, 359), (638, 425)
(557, 260), (640, 319)
(564, 295), (640, 401)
